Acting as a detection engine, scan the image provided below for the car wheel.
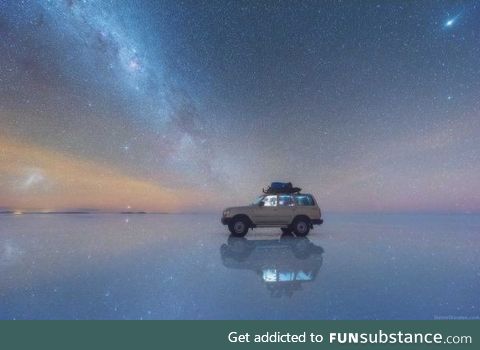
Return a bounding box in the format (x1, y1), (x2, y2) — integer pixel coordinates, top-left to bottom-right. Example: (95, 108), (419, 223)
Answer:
(292, 217), (310, 236)
(281, 227), (292, 235)
(228, 217), (249, 237)
(292, 238), (310, 259)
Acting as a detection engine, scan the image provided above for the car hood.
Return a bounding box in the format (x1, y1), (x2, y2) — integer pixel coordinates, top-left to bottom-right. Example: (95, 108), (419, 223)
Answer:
(224, 205), (255, 212)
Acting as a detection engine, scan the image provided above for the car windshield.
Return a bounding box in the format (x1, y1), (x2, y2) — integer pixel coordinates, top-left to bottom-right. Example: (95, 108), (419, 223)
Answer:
(252, 195), (265, 205)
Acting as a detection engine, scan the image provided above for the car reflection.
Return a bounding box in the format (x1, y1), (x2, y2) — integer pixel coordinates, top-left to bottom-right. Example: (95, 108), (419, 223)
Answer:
(220, 234), (324, 297)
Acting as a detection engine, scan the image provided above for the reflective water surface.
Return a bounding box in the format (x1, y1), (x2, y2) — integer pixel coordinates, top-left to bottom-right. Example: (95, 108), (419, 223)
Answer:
(1, 213), (479, 319)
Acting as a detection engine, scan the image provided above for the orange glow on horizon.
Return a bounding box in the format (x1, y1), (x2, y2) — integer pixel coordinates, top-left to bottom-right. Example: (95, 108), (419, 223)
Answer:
(0, 136), (212, 212)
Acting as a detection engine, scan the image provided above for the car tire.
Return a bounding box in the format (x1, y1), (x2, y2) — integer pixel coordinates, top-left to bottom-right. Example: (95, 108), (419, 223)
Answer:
(228, 217), (249, 237)
(281, 227), (292, 235)
(292, 217), (310, 236)
(292, 238), (310, 259)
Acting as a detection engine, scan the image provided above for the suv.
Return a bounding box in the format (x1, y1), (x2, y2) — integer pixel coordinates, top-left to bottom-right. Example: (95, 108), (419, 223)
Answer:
(221, 193), (323, 237)
(221, 236), (324, 297)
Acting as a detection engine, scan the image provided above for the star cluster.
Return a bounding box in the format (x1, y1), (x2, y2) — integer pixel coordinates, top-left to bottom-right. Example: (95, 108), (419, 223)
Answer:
(0, 0), (479, 212)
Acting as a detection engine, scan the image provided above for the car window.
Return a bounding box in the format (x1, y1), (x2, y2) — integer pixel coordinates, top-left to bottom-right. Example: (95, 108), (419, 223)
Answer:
(294, 195), (314, 206)
(262, 195), (277, 207)
(252, 196), (265, 205)
(278, 195), (294, 206)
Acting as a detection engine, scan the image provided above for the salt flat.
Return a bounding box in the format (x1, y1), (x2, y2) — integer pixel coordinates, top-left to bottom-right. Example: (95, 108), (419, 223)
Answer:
(0, 213), (478, 320)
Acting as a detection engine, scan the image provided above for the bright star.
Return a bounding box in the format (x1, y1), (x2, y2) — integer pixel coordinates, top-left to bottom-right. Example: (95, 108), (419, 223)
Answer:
(444, 14), (460, 28)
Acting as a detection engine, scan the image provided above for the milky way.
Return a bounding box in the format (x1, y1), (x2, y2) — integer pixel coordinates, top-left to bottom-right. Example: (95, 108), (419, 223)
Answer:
(0, 1), (479, 212)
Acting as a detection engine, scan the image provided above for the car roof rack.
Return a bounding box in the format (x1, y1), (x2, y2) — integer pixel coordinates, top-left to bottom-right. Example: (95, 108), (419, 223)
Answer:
(262, 191), (303, 195)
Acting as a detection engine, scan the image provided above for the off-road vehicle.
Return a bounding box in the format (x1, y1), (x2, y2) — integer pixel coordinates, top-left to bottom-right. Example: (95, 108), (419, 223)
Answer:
(221, 236), (324, 297)
(221, 193), (323, 237)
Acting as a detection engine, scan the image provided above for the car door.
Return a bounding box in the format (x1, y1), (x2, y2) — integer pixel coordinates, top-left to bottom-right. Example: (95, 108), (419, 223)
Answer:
(293, 194), (320, 219)
(253, 195), (278, 224)
(276, 194), (296, 224)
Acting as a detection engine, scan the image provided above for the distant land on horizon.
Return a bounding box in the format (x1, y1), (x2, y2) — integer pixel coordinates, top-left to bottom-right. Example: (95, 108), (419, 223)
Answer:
(0, 209), (171, 215)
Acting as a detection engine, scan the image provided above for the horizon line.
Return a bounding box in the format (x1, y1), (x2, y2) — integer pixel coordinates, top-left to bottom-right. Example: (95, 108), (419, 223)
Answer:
(1, 209), (479, 215)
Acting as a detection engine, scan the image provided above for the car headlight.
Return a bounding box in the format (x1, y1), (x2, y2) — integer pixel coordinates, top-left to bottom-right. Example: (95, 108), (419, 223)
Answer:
(223, 209), (231, 217)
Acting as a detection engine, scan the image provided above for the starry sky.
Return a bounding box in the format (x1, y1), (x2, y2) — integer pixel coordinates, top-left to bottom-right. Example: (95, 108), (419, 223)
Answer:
(1, 0), (479, 213)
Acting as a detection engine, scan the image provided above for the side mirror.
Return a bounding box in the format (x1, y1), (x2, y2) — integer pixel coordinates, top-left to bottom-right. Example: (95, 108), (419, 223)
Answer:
(258, 201), (265, 207)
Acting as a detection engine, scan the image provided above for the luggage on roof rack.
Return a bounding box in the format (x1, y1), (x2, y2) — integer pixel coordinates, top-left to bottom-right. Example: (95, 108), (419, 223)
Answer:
(263, 182), (302, 195)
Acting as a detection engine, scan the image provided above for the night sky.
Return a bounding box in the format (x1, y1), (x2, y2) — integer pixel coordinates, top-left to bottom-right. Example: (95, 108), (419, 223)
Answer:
(1, 0), (479, 213)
